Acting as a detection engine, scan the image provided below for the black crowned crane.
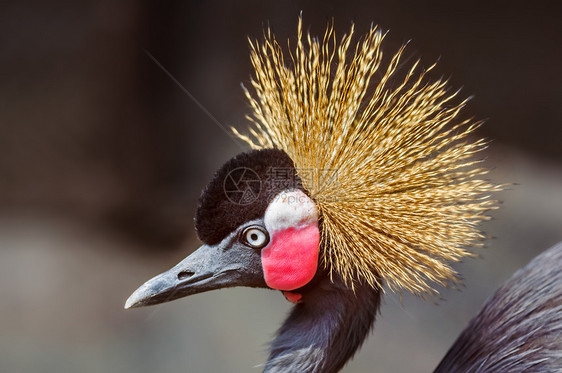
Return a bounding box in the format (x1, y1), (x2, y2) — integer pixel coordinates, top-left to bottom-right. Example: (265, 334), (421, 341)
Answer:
(125, 20), (562, 372)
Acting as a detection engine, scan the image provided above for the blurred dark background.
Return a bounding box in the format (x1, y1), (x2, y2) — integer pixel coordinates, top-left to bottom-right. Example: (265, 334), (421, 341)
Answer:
(1, 2), (561, 372)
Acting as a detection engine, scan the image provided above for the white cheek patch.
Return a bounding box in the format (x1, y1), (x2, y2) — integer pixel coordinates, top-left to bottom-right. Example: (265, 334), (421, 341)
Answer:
(264, 190), (319, 232)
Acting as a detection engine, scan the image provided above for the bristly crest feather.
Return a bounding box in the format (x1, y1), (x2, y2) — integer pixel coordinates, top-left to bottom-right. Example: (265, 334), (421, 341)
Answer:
(232, 18), (501, 295)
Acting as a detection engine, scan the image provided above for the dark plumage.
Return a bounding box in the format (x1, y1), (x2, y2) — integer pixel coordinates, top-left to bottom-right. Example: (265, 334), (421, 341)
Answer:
(435, 242), (562, 373)
(195, 148), (298, 244)
(265, 273), (381, 373)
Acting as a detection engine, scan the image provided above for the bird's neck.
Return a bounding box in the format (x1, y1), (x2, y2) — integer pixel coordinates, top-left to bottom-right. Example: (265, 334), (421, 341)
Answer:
(264, 275), (382, 373)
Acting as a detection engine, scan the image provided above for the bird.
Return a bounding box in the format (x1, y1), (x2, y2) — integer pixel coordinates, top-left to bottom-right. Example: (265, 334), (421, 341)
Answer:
(125, 19), (562, 372)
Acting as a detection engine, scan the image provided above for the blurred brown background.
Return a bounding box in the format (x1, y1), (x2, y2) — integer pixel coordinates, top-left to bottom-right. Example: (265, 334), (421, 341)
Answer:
(0, 1), (561, 372)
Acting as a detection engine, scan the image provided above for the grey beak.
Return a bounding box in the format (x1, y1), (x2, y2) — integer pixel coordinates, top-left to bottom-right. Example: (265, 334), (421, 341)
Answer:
(125, 244), (230, 309)
(124, 239), (266, 309)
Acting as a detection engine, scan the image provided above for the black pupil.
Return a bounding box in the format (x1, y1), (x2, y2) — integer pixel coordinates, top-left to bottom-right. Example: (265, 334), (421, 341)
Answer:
(250, 233), (259, 241)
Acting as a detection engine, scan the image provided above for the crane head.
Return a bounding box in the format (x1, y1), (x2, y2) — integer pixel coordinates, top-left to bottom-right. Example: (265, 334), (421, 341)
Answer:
(125, 148), (321, 309)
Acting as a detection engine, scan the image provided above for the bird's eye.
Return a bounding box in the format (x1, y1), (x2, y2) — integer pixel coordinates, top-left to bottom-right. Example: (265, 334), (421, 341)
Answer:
(242, 226), (269, 249)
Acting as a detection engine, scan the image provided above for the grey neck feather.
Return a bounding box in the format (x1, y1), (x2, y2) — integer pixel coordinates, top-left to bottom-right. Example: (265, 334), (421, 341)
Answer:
(435, 242), (562, 373)
(264, 275), (382, 373)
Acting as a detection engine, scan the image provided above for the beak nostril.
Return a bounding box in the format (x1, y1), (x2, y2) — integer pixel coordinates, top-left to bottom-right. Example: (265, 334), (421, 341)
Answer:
(178, 271), (195, 281)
